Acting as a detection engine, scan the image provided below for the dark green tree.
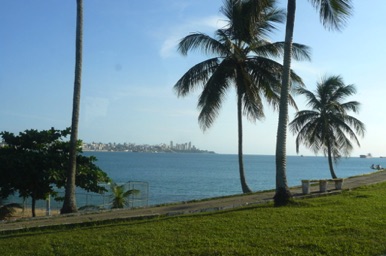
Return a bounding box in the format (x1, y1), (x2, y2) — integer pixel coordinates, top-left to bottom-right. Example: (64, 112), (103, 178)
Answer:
(174, 0), (309, 193)
(0, 128), (67, 217)
(274, 0), (353, 206)
(289, 75), (365, 178)
(0, 128), (110, 217)
(62, 0), (84, 214)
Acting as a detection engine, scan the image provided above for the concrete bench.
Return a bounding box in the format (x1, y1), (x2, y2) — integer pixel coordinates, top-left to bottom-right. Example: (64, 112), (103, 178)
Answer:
(301, 178), (344, 194)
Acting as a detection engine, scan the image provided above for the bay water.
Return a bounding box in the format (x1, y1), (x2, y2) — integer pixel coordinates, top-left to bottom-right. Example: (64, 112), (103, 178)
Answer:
(85, 152), (381, 206)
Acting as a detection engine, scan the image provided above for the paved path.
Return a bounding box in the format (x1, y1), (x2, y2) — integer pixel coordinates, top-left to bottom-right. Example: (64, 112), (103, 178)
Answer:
(1, 170), (386, 232)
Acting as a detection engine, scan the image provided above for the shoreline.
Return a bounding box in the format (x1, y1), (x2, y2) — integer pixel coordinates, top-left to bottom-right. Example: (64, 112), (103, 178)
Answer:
(2, 169), (385, 231)
(5, 169), (384, 220)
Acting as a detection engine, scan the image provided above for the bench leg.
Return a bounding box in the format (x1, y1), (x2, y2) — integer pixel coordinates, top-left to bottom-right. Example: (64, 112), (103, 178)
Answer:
(302, 180), (310, 194)
(319, 180), (328, 192)
(334, 179), (343, 190)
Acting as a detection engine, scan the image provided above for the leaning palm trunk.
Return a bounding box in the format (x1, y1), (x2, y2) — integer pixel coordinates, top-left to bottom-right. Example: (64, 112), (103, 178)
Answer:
(274, 0), (296, 206)
(327, 142), (338, 179)
(237, 92), (252, 193)
(61, 0), (83, 214)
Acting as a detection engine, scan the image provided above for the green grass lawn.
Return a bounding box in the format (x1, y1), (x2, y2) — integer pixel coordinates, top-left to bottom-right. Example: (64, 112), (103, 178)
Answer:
(1, 183), (386, 256)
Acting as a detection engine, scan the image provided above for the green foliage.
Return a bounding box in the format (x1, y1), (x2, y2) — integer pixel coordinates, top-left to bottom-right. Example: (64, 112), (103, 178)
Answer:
(289, 75), (365, 178)
(1, 183), (386, 255)
(174, 0), (309, 131)
(110, 182), (140, 209)
(174, 0), (310, 194)
(0, 199), (23, 220)
(0, 128), (110, 216)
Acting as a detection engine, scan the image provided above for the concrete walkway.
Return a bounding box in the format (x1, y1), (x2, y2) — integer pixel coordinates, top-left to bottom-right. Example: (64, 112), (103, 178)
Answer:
(1, 170), (386, 232)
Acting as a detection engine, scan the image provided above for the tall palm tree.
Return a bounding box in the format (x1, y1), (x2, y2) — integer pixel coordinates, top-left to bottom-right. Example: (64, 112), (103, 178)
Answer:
(174, 0), (310, 193)
(289, 75), (365, 178)
(61, 0), (83, 214)
(274, 0), (353, 206)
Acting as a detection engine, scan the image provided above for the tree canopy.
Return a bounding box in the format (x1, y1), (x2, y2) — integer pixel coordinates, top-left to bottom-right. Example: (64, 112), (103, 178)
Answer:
(0, 127), (110, 217)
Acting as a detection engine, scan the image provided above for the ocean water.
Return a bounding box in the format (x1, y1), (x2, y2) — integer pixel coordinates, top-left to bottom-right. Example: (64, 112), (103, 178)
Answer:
(84, 152), (382, 206)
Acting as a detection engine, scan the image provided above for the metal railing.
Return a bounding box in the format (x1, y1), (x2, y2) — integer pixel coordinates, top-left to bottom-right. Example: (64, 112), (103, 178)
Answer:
(5, 181), (149, 217)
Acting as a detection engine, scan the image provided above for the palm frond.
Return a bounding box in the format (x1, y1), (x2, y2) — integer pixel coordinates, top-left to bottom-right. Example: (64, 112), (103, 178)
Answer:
(0, 203), (23, 220)
(221, 0), (285, 42)
(309, 0), (353, 31)
(198, 60), (233, 130)
(257, 42), (311, 61)
(290, 74), (365, 164)
(178, 32), (229, 56)
(334, 114), (365, 140)
(236, 66), (265, 121)
(290, 110), (320, 134)
(291, 43), (312, 61)
(340, 100), (360, 113)
(174, 58), (219, 97)
(245, 57), (282, 110)
(297, 87), (322, 110)
(123, 189), (139, 198)
(175, 0), (311, 139)
(330, 83), (356, 102)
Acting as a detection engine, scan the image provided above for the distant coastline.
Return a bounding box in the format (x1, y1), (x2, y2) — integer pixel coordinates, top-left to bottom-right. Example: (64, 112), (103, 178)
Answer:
(82, 141), (215, 154)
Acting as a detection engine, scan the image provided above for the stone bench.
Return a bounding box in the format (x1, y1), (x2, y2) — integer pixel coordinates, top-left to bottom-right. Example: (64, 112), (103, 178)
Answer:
(301, 178), (344, 194)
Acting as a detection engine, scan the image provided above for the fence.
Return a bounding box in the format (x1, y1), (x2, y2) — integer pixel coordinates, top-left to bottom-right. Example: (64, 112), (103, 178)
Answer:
(5, 181), (149, 218)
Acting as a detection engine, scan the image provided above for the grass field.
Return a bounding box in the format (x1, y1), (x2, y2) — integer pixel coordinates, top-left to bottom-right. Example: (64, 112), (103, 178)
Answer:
(1, 183), (386, 256)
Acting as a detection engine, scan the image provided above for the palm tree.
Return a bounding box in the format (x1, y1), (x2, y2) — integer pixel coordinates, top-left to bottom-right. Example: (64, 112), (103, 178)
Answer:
(289, 75), (365, 178)
(274, 0), (353, 206)
(110, 182), (140, 209)
(174, 0), (310, 193)
(61, 0), (83, 214)
(0, 200), (23, 220)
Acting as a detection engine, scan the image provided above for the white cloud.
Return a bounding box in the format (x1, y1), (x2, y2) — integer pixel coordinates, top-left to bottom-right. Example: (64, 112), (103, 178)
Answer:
(159, 15), (227, 59)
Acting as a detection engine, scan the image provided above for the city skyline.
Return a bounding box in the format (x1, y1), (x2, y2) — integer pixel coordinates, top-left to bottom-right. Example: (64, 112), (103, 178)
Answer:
(82, 140), (214, 153)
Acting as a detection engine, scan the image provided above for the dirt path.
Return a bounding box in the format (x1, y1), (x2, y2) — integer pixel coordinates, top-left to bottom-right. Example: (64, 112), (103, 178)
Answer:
(1, 170), (386, 232)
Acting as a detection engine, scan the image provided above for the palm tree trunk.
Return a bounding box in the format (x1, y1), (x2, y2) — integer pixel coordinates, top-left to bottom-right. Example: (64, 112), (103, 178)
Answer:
(61, 0), (83, 214)
(237, 92), (252, 193)
(327, 142), (338, 179)
(274, 0), (296, 206)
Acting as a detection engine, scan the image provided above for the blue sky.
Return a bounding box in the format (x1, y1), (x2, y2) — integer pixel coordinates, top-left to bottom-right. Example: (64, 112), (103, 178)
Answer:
(1, 1), (385, 156)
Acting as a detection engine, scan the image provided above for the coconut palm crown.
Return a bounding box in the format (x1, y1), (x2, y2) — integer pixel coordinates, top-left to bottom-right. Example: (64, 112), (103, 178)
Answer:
(174, 0), (310, 193)
(289, 75), (365, 178)
(110, 182), (140, 209)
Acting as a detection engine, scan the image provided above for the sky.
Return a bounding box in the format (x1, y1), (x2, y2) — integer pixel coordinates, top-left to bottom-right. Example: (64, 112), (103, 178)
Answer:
(1, 0), (385, 156)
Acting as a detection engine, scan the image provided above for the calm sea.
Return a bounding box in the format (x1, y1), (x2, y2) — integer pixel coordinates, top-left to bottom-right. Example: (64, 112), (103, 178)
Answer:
(84, 152), (382, 206)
